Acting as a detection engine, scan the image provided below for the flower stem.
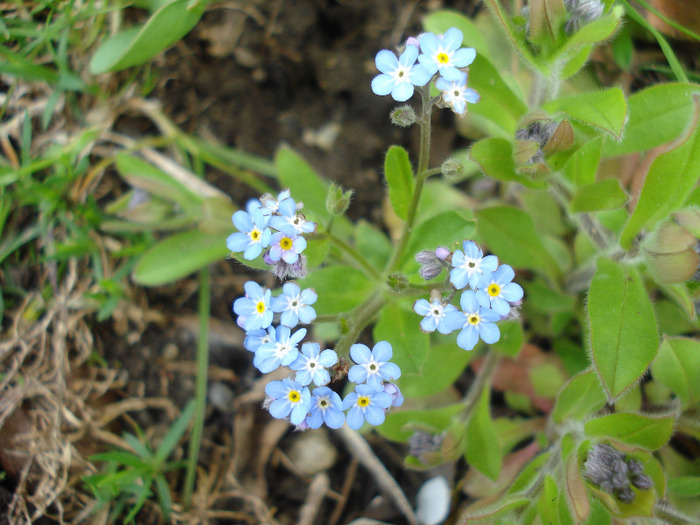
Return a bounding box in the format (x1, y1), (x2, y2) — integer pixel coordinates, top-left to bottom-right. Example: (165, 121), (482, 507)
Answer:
(183, 267), (210, 508)
(385, 89), (433, 275)
(333, 291), (388, 361)
(321, 230), (382, 281)
(459, 350), (500, 421)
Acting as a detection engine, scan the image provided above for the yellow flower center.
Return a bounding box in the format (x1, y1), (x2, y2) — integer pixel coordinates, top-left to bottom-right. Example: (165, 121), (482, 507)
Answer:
(488, 283), (501, 297)
(357, 396), (370, 407)
(250, 228), (261, 241)
(280, 237), (293, 250)
(437, 52), (450, 64)
(468, 314), (480, 326)
(256, 301), (266, 314)
(288, 390), (301, 403)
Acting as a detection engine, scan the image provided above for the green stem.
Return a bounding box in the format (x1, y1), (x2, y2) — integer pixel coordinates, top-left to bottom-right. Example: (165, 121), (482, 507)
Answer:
(654, 501), (698, 525)
(322, 230), (381, 281)
(183, 267), (210, 508)
(459, 350), (500, 421)
(333, 291), (388, 361)
(385, 89), (433, 274)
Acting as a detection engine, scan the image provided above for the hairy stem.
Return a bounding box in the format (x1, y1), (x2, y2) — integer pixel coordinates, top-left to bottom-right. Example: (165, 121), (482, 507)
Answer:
(333, 291), (387, 361)
(321, 230), (381, 281)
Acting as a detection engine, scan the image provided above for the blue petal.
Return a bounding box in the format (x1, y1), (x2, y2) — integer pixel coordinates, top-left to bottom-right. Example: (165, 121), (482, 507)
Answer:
(295, 369), (312, 386)
(372, 74), (395, 96)
(435, 76), (451, 92)
(300, 288), (318, 304)
(319, 349), (338, 367)
(279, 349), (299, 368)
(439, 65), (462, 82)
(491, 297), (510, 316)
(342, 392), (358, 410)
(350, 344), (371, 364)
(464, 88), (481, 104)
(442, 28), (464, 50)
(243, 243), (262, 260)
(289, 402), (308, 425)
(232, 210), (253, 232)
(324, 408), (345, 429)
(409, 64), (432, 86)
(399, 44), (419, 67)
(480, 307), (501, 323)
(380, 362), (401, 381)
(449, 267), (469, 290)
(257, 356), (281, 374)
(391, 82), (414, 102)
(297, 306), (316, 324)
(346, 407), (365, 429)
(502, 283), (524, 302)
(495, 264), (515, 284)
(371, 392), (393, 408)
(306, 409), (324, 429)
(348, 365), (367, 384)
(452, 47), (476, 68)
(278, 198), (296, 217)
(457, 326), (479, 351)
(462, 241), (482, 258)
(482, 255), (499, 273)
(413, 298), (432, 316)
(441, 310), (465, 333)
(460, 290), (479, 312)
(419, 32), (439, 56)
(280, 310), (297, 328)
(265, 380), (287, 399)
(227, 232), (249, 252)
(420, 316), (437, 333)
(375, 50), (398, 73)
(480, 322), (501, 344)
(451, 98), (467, 116)
(233, 297), (254, 316)
(269, 399), (291, 419)
(364, 405), (386, 426)
(372, 341), (393, 362)
(312, 370), (330, 386)
(365, 374), (383, 391)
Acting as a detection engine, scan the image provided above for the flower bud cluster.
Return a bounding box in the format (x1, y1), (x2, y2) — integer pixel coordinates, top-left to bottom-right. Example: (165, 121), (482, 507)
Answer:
(413, 240), (523, 351)
(230, 191), (403, 430)
(584, 443), (654, 503)
(371, 28), (480, 116)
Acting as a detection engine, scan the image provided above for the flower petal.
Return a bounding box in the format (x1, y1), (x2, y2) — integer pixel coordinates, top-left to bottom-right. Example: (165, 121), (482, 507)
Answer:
(350, 344), (371, 364)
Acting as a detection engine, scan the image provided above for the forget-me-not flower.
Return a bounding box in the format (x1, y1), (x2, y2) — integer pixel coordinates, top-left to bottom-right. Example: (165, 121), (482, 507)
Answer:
(227, 206), (272, 260)
(348, 341), (401, 391)
(413, 298), (460, 334)
(343, 384), (393, 430)
(233, 281), (273, 331)
(265, 378), (311, 425)
(450, 240), (498, 290)
(443, 290), (501, 351)
(253, 325), (307, 373)
(436, 71), (480, 117)
(418, 28), (476, 81)
(306, 387), (345, 429)
(371, 44), (432, 102)
(243, 325), (275, 353)
(290, 342), (337, 386)
(476, 264), (524, 316)
(268, 231), (307, 264)
(260, 189), (291, 215)
(271, 282), (317, 328)
(269, 197), (315, 236)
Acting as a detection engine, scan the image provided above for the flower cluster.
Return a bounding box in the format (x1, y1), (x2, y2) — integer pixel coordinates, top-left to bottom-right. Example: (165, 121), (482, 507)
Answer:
(226, 190), (316, 280)
(413, 240), (523, 351)
(371, 28), (480, 116)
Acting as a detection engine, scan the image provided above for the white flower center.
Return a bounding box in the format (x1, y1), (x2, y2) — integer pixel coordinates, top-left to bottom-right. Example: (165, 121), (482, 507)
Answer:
(461, 257), (481, 274)
(392, 64), (412, 84)
(316, 396), (330, 410)
(274, 341), (293, 359)
(365, 358), (381, 376)
(429, 302), (445, 321)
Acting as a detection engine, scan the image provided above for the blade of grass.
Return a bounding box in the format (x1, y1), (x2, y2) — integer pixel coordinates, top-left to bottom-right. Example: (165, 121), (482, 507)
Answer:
(631, 0), (700, 41)
(620, 0), (688, 82)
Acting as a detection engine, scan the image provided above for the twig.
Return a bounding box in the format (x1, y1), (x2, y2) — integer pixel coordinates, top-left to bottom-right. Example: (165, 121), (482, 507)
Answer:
(298, 472), (330, 525)
(337, 425), (417, 525)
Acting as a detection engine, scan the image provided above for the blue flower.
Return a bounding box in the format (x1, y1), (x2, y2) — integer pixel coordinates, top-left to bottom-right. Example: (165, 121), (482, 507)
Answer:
(306, 387), (345, 429)
(342, 384), (393, 429)
(435, 71), (480, 116)
(265, 378), (311, 425)
(371, 45), (432, 102)
(449, 240), (498, 290)
(243, 326), (275, 353)
(290, 342), (338, 386)
(476, 264), (524, 316)
(268, 232), (307, 264)
(418, 28), (476, 81)
(442, 290), (501, 351)
(233, 281), (273, 331)
(253, 325), (307, 373)
(226, 206), (272, 260)
(413, 298), (460, 334)
(260, 189), (291, 215)
(271, 282), (317, 328)
(348, 341), (401, 391)
(269, 197), (316, 236)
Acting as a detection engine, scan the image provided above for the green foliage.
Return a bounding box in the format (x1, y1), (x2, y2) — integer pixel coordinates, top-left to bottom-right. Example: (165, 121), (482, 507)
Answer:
(465, 385), (502, 481)
(384, 146), (414, 220)
(584, 412), (675, 451)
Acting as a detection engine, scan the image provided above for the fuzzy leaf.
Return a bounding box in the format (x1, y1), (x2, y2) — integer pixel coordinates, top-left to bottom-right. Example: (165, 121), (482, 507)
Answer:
(402, 211), (475, 268)
(543, 88), (627, 139)
(652, 337), (700, 408)
(299, 265), (373, 315)
(465, 386), (502, 481)
(587, 258), (658, 402)
(384, 146), (414, 220)
(584, 413), (675, 450)
(378, 404), (464, 443)
(563, 136), (602, 186)
(620, 95), (700, 249)
(552, 369), (607, 423)
(570, 179), (627, 212)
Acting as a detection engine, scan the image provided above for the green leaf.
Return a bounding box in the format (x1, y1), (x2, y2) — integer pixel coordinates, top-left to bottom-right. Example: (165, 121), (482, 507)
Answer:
(587, 258), (658, 402)
(557, 6), (623, 54)
(470, 138), (547, 188)
(529, 0), (566, 48)
(154, 400), (195, 464)
(133, 230), (229, 286)
(355, 220), (392, 269)
(398, 338), (472, 398)
(602, 83), (700, 157)
(619, 95), (700, 249)
(378, 403), (464, 443)
(543, 88), (627, 139)
(89, 0), (205, 74)
(667, 476), (700, 497)
(584, 412), (675, 450)
(491, 320), (524, 357)
(373, 300), (429, 383)
(563, 136), (602, 186)
(651, 337), (700, 408)
(570, 179), (627, 212)
(384, 146), (414, 220)
(481, 0), (538, 70)
(275, 146), (330, 225)
(299, 265), (373, 315)
(475, 206), (561, 280)
(401, 211), (475, 269)
(465, 385), (502, 481)
(552, 369), (607, 423)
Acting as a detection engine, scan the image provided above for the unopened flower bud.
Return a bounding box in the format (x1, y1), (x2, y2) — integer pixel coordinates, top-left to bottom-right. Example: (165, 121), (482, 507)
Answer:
(673, 207), (700, 238)
(326, 182), (354, 216)
(643, 220), (699, 284)
(390, 104), (417, 128)
(565, 0), (605, 34)
(383, 383), (404, 407)
(617, 487), (635, 504)
(441, 158), (464, 181)
(435, 246), (451, 261)
(416, 250), (446, 280)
